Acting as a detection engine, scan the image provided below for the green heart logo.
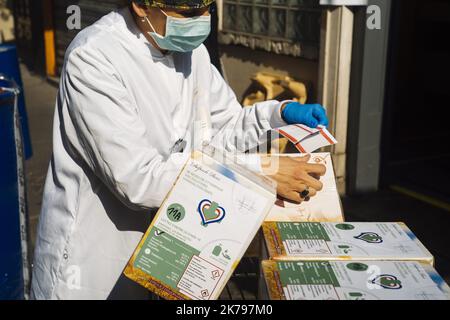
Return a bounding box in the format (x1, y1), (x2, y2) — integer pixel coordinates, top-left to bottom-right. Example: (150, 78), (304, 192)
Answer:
(371, 275), (402, 290)
(198, 199), (226, 225)
(354, 232), (383, 244)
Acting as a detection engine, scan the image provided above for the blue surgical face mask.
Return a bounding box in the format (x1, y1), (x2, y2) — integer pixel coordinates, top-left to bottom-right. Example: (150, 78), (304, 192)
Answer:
(144, 9), (211, 52)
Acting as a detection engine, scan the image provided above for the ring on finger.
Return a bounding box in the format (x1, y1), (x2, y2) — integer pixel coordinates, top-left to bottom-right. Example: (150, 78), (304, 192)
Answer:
(300, 186), (310, 199)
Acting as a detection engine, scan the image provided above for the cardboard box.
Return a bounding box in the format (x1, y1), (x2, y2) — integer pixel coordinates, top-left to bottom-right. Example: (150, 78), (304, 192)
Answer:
(262, 260), (450, 300)
(124, 150), (276, 300)
(265, 153), (344, 222)
(262, 222), (434, 265)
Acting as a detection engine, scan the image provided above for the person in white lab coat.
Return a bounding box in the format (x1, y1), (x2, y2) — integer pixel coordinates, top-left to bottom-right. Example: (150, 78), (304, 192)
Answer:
(31, 0), (328, 299)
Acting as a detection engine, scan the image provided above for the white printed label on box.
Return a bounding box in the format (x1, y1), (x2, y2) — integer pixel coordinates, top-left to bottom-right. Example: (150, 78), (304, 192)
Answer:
(283, 239), (332, 255)
(284, 284), (339, 300)
(177, 255), (224, 300)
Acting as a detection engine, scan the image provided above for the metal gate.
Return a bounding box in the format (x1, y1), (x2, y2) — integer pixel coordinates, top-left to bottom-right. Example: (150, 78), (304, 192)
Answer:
(12, 0), (46, 74)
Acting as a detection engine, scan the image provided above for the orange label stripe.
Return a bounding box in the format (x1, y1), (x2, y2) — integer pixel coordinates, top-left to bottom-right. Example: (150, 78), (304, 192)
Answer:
(294, 124), (314, 134)
(277, 129), (299, 144)
(295, 143), (307, 153)
(319, 129), (336, 145)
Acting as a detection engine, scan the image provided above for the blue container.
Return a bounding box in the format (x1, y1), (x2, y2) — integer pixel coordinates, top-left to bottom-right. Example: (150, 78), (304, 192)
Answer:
(0, 80), (30, 300)
(0, 44), (32, 159)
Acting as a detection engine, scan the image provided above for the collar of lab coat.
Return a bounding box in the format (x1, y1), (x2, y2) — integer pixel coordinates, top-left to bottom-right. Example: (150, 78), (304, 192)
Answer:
(118, 7), (174, 61)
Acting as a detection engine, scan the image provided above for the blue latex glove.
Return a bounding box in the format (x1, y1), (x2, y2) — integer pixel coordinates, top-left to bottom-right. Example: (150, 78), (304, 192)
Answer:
(281, 102), (329, 128)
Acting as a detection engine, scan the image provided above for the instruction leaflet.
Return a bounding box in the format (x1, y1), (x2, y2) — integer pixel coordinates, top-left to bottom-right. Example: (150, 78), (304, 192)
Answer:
(273, 124), (337, 153)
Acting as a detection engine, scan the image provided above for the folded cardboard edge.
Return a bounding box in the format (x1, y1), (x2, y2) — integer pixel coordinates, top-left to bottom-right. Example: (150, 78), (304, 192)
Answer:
(261, 260), (284, 300)
(398, 222), (435, 266)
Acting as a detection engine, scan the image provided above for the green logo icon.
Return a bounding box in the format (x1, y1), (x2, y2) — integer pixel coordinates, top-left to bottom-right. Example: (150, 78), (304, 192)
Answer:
(346, 263), (369, 272)
(371, 275), (402, 290)
(198, 199), (226, 226)
(212, 244), (231, 260)
(166, 203), (185, 222)
(354, 232), (383, 244)
(335, 223), (355, 230)
(348, 292), (365, 300)
(338, 245), (352, 254)
(213, 244), (222, 256)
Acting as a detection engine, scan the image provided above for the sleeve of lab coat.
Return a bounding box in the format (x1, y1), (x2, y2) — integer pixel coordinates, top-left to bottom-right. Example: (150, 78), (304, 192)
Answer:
(61, 47), (189, 210)
(206, 61), (287, 155)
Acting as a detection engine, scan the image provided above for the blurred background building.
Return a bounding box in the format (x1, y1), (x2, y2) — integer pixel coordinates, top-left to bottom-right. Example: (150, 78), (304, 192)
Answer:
(0, 0), (14, 42)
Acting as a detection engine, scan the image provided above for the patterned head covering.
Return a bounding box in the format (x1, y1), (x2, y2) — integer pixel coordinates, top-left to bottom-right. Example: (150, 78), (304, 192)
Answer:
(132, 0), (215, 10)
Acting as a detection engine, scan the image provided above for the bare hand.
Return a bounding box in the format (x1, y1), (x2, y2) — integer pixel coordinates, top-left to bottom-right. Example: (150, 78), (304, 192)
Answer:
(261, 154), (326, 203)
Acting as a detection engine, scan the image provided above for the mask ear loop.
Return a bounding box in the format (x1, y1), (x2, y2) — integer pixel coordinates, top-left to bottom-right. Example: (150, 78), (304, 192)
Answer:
(143, 7), (168, 36)
(143, 15), (160, 36)
(158, 7), (169, 18)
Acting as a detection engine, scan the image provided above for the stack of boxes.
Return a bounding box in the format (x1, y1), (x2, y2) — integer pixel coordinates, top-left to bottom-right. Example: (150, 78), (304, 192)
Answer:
(260, 154), (450, 300)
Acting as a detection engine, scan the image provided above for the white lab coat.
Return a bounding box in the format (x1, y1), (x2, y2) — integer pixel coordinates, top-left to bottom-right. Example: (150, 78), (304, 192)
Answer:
(31, 8), (287, 300)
